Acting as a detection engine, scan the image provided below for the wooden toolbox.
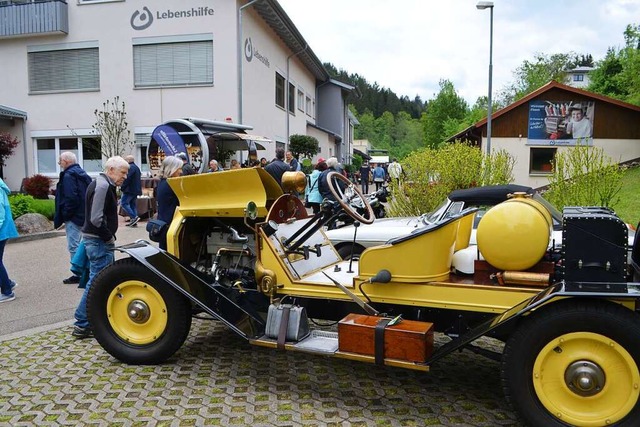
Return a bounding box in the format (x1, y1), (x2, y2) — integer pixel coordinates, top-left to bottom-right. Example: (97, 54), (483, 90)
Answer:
(338, 314), (434, 363)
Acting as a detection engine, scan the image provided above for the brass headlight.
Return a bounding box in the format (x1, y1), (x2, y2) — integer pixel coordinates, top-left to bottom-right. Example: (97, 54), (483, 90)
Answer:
(281, 171), (306, 194)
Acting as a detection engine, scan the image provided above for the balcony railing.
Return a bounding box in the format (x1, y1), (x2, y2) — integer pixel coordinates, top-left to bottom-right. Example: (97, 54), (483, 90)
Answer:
(0, 0), (68, 39)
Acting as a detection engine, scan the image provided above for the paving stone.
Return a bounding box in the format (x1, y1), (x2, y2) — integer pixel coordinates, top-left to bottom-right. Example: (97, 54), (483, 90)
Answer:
(0, 319), (523, 426)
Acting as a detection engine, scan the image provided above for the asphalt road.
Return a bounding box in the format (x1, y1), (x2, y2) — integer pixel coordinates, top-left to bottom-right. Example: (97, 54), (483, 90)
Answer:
(0, 219), (148, 339)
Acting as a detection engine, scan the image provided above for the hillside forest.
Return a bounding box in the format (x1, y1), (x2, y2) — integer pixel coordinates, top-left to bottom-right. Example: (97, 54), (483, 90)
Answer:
(332, 24), (640, 161)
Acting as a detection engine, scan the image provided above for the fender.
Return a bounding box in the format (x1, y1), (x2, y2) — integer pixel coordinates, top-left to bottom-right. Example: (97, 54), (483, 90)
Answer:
(114, 240), (265, 339)
(428, 281), (638, 365)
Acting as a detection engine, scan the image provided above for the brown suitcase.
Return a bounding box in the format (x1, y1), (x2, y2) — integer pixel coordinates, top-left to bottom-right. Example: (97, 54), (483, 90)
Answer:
(338, 314), (434, 363)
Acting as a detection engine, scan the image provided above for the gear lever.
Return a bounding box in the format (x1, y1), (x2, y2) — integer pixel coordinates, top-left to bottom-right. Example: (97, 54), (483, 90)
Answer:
(347, 221), (360, 273)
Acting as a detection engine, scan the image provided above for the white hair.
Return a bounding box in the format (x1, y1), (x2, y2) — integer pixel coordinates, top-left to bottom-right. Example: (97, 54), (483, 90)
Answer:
(60, 151), (77, 164)
(326, 157), (338, 168)
(159, 156), (183, 178)
(104, 156), (129, 172)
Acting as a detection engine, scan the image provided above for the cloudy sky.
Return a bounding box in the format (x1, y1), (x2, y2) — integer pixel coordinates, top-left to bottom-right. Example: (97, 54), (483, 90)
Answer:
(278, 0), (639, 105)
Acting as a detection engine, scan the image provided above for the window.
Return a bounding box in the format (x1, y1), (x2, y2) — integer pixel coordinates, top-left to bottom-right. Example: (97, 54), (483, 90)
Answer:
(288, 82), (295, 114)
(297, 89), (304, 112)
(135, 133), (152, 173)
(573, 74), (584, 82)
(276, 141), (285, 152)
(305, 95), (311, 115)
(275, 73), (285, 108)
(28, 45), (99, 94)
(530, 148), (556, 174)
(133, 35), (213, 88)
(34, 136), (102, 176)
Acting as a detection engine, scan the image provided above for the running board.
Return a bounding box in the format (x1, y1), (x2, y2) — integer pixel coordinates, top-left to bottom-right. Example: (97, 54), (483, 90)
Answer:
(116, 240), (265, 340)
(249, 329), (429, 372)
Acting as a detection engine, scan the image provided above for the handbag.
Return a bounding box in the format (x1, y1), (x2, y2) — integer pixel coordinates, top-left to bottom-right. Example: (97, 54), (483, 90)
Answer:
(146, 218), (168, 242)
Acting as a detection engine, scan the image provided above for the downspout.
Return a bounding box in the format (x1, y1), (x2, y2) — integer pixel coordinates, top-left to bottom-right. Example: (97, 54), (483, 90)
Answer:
(21, 118), (28, 183)
(286, 43), (308, 149)
(237, 0), (260, 125)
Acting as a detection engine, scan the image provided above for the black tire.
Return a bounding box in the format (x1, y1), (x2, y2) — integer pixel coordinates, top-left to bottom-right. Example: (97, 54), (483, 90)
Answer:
(337, 244), (364, 261)
(87, 258), (192, 365)
(502, 300), (640, 426)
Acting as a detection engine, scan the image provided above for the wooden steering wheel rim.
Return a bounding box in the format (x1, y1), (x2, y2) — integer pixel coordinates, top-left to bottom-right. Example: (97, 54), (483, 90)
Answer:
(327, 171), (375, 224)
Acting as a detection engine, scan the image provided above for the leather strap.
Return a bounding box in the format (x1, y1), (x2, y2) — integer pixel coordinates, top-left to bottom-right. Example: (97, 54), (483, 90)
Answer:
(375, 318), (392, 365)
(277, 305), (291, 350)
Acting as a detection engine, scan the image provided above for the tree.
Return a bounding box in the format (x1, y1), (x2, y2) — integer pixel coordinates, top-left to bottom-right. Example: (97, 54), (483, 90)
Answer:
(421, 80), (468, 148)
(0, 132), (20, 167)
(288, 134), (319, 160)
(498, 53), (574, 105)
(92, 96), (133, 158)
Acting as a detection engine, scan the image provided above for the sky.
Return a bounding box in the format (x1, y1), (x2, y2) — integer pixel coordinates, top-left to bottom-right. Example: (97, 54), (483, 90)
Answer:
(278, 0), (640, 105)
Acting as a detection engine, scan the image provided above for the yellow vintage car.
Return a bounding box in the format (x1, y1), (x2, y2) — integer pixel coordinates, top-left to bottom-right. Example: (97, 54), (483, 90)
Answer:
(88, 168), (640, 427)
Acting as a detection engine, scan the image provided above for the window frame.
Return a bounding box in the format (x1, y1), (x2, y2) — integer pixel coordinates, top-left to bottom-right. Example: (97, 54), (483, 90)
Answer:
(529, 147), (556, 175)
(288, 82), (296, 114)
(132, 34), (214, 89)
(275, 72), (285, 109)
(33, 135), (103, 177)
(27, 41), (100, 94)
(297, 89), (305, 112)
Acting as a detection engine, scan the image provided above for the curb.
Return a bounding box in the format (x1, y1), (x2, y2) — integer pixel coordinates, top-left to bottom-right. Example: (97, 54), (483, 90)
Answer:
(8, 230), (66, 244)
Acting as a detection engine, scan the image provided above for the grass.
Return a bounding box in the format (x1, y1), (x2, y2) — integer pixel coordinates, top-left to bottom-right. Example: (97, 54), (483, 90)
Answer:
(29, 198), (55, 220)
(613, 165), (640, 225)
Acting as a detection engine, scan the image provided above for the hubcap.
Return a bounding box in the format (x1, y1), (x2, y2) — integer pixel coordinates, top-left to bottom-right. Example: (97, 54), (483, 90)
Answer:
(565, 360), (605, 397)
(128, 300), (151, 324)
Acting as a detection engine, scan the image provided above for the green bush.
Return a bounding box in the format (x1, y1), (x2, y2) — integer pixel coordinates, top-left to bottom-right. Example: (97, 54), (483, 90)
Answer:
(8, 194), (55, 220)
(9, 194), (34, 219)
(545, 145), (623, 209)
(388, 142), (514, 216)
(29, 198), (56, 220)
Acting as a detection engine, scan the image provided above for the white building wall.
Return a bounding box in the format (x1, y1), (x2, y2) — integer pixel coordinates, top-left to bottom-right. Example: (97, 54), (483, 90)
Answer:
(491, 136), (640, 189)
(0, 0), (322, 189)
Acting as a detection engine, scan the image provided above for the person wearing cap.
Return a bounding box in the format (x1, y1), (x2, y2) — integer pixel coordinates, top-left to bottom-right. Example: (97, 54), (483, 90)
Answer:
(176, 152), (196, 175)
(566, 104), (592, 139)
(359, 161), (371, 194)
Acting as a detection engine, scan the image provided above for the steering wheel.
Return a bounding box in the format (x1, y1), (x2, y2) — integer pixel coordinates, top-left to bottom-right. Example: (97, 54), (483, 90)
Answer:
(327, 171), (375, 224)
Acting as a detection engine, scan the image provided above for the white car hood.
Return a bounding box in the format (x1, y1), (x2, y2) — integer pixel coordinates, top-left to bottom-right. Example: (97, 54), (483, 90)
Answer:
(325, 216), (424, 246)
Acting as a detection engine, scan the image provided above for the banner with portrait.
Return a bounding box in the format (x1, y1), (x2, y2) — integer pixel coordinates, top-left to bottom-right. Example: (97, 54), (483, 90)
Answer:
(527, 100), (595, 146)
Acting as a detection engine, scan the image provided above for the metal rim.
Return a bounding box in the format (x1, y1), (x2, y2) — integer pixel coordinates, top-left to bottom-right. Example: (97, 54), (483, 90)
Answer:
(106, 280), (168, 345)
(533, 332), (640, 426)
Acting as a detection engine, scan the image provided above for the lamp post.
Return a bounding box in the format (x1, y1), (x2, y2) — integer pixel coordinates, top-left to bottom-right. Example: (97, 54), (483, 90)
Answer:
(476, 1), (494, 155)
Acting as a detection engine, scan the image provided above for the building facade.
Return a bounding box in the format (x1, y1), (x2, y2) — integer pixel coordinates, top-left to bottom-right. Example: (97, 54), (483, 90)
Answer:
(0, 0), (357, 190)
(451, 81), (640, 188)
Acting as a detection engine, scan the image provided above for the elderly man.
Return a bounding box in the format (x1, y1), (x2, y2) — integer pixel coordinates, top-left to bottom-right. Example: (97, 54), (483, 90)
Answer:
(54, 152), (92, 285)
(208, 159), (222, 172)
(285, 150), (300, 171)
(176, 152), (196, 175)
(120, 155), (142, 227)
(72, 156), (129, 339)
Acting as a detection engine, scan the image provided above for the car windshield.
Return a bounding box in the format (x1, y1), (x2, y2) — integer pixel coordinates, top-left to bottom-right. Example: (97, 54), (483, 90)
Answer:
(421, 199), (452, 224)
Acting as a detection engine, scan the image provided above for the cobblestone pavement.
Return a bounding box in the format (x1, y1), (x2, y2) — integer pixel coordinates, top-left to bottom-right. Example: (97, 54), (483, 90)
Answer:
(0, 319), (523, 426)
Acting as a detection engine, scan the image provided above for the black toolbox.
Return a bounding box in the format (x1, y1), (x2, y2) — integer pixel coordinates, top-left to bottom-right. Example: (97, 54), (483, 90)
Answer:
(562, 207), (628, 290)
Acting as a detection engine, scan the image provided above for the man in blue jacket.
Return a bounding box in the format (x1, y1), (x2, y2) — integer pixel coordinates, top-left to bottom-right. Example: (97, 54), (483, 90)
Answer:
(120, 155), (142, 227)
(54, 152), (92, 285)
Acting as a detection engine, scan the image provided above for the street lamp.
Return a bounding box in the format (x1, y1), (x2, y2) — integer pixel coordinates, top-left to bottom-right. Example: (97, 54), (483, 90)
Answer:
(476, 1), (494, 155)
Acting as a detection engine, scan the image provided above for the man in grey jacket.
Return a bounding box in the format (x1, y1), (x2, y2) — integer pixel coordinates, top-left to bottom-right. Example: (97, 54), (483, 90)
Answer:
(72, 156), (129, 339)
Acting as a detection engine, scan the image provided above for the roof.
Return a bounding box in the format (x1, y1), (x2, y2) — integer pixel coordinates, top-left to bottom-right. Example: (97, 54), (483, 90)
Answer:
(448, 80), (640, 141)
(448, 185), (533, 205)
(0, 104), (27, 120)
(253, 0), (329, 81)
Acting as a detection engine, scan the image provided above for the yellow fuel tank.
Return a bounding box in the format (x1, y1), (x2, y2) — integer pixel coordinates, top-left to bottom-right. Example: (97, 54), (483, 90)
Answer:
(476, 193), (551, 271)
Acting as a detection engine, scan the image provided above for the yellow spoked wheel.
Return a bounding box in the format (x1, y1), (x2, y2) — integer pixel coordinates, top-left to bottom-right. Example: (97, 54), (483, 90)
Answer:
(502, 301), (640, 426)
(87, 259), (192, 364)
(107, 280), (169, 345)
(533, 332), (640, 427)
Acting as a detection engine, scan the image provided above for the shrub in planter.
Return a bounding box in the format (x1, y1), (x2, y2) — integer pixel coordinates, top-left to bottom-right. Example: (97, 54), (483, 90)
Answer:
(23, 174), (52, 199)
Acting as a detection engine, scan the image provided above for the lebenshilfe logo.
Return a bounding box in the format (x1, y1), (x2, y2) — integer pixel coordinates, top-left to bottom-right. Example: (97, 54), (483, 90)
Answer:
(131, 7), (153, 31)
(131, 6), (214, 31)
(244, 37), (270, 68)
